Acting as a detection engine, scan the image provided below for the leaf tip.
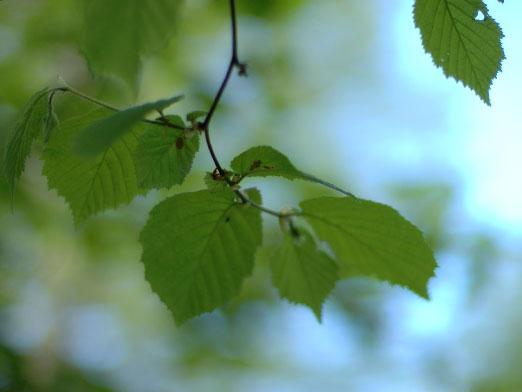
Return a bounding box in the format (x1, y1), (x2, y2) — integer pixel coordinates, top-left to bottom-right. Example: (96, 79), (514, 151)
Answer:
(416, 285), (431, 300)
(312, 305), (324, 323)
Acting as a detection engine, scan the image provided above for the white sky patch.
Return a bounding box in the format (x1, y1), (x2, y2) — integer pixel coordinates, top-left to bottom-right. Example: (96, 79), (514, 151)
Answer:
(390, 0), (522, 230)
(460, 1), (522, 229)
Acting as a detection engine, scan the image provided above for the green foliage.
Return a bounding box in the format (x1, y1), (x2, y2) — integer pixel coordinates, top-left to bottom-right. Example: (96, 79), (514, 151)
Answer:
(204, 172), (229, 193)
(82, 0), (181, 87)
(139, 188), (263, 325)
(271, 229), (338, 320)
(2, 88), (50, 200)
(300, 197), (437, 298)
(134, 115), (200, 191)
(43, 109), (144, 225)
(231, 145), (308, 180)
(414, 0), (504, 104)
(186, 111), (207, 124)
(230, 146), (352, 195)
(74, 95), (184, 156)
(8, 0), (511, 324)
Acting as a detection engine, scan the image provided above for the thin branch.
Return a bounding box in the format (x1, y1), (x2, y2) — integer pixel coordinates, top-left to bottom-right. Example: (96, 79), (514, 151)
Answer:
(202, 0), (245, 175)
(199, 0), (300, 223)
(247, 200), (292, 219)
(54, 86), (117, 112)
(189, 1), (313, 225)
(203, 60), (234, 132)
(230, 0), (239, 63)
(299, 173), (356, 198)
(50, 86), (187, 131)
(236, 190), (295, 219)
(202, 59), (234, 174)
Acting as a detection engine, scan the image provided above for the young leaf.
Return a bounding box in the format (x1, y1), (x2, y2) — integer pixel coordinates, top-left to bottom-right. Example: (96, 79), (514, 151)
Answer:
(300, 196), (437, 298)
(414, 0), (504, 104)
(134, 115), (200, 190)
(139, 188), (263, 325)
(271, 229), (338, 321)
(230, 146), (352, 196)
(186, 111), (207, 123)
(204, 172), (229, 193)
(2, 88), (50, 200)
(43, 106), (59, 143)
(73, 95), (183, 156)
(43, 109), (144, 225)
(82, 0), (181, 88)
(231, 145), (304, 180)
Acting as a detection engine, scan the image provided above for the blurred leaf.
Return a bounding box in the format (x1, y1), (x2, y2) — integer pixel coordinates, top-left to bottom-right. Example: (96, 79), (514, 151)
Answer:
(134, 115), (200, 191)
(2, 88), (49, 201)
(82, 0), (181, 88)
(73, 95), (183, 156)
(271, 229), (338, 321)
(300, 196), (437, 298)
(0, 341), (113, 392)
(466, 235), (498, 301)
(414, 0), (504, 104)
(388, 183), (454, 250)
(236, 0), (307, 18)
(186, 110), (207, 123)
(43, 109), (144, 225)
(139, 188), (263, 325)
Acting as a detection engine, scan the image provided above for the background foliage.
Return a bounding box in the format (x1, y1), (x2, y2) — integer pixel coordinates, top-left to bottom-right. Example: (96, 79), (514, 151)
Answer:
(1, 0), (521, 391)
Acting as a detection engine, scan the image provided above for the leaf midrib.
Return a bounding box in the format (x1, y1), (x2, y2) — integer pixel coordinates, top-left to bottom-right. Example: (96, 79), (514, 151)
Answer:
(444, 0), (483, 92)
(174, 200), (238, 313)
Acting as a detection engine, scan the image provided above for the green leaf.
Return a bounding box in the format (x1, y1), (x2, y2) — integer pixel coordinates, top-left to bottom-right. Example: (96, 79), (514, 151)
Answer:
(230, 146), (352, 196)
(134, 115), (200, 190)
(73, 95), (183, 156)
(414, 0), (504, 104)
(139, 188), (263, 325)
(186, 110), (207, 123)
(43, 109), (144, 225)
(2, 88), (50, 200)
(204, 172), (229, 193)
(82, 0), (181, 87)
(300, 196), (437, 298)
(271, 229), (338, 321)
(231, 145), (305, 180)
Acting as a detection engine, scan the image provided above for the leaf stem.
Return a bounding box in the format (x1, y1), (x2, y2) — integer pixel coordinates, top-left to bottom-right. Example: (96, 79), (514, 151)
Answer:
(235, 189), (293, 218)
(49, 86), (187, 131)
(299, 172), (356, 198)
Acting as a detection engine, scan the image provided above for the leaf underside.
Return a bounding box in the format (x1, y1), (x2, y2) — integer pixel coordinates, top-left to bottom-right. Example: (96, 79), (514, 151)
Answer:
(204, 172), (229, 193)
(73, 95), (183, 156)
(139, 188), (263, 325)
(271, 229), (338, 321)
(43, 109), (144, 225)
(230, 145), (352, 196)
(2, 88), (50, 200)
(231, 145), (306, 180)
(300, 196), (437, 298)
(134, 115), (200, 191)
(414, 0), (504, 104)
